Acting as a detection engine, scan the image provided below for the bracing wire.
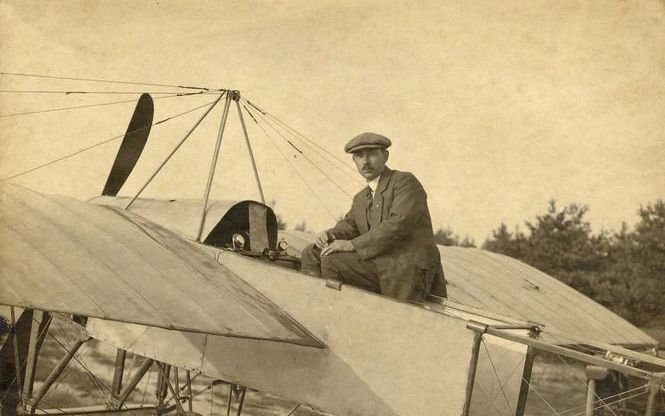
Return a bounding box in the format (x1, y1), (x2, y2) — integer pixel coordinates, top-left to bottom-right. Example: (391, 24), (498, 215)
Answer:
(244, 98), (451, 233)
(0, 98), (219, 183)
(0, 90), (213, 95)
(244, 100), (357, 173)
(141, 362), (154, 406)
(244, 99), (361, 178)
(242, 105), (338, 221)
(481, 338), (515, 415)
(488, 354), (526, 403)
(519, 374), (563, 416)
(0, 71), (221, 91)
(45, 329), (143, 416)
(248, 105), (353, 198)
(0, 91), (204, 118)
(471, 377), (511, 416)
(567, 389), (649, 416)
(553, 354), (620, 416)
(557, 383), (649, 416)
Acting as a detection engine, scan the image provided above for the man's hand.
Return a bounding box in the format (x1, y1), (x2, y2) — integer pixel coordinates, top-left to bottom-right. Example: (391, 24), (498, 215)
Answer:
(320, 240), (355, 256)
(315, 231), (331, 249)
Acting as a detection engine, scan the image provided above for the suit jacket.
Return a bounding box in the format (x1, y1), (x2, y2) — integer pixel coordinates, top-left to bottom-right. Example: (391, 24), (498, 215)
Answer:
(328, 167), (446, 301)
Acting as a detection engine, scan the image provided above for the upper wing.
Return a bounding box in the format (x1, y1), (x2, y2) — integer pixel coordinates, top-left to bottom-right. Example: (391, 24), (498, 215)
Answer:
(0, 184), (322, 348)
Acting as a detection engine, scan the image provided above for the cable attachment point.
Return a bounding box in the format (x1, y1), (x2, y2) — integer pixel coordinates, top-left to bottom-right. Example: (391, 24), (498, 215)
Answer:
(231, 90), (241, 101)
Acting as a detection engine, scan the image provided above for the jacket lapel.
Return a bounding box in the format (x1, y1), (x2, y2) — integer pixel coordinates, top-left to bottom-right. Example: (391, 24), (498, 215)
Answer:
(355, 188), (372, 233)
(374, 167), (393, 223)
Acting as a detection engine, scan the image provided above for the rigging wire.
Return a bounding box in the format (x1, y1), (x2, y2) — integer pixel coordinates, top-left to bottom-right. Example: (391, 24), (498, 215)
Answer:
(248, 105), (353, 198)
(519, 375), (563, 416)
(0, 98), (219, 183)
(567, 389), (649, 416)
(244, 98), (450, 232)
(242, 105), (338, 221)
(45, 330), (143, 416)
(0, 92), (203, 118)
(0, 70), (221, 91)
(141, 362), (154, 406)
(42, 332), (107, 408)
(244, 99), (361, 179)
(557, 383), (649, 415)
(481, 338), (515, 415)
(0, 90), (215, 95)
(488, 354), (527, 403)
(553, 354), (620, 416)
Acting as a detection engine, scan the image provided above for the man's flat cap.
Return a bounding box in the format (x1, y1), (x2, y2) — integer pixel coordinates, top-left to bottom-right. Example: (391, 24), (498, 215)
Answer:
(344, 132), (392, 153)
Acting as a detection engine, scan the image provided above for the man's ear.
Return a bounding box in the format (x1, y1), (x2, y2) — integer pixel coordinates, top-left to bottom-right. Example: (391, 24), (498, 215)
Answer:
(384, 150), (390, 162)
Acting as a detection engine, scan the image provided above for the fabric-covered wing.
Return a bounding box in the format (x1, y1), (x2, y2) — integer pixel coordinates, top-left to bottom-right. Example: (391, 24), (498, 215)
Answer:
(278, 230), (655, 347)
(440, 247), (656, 347)
(0, 184), (321, 348)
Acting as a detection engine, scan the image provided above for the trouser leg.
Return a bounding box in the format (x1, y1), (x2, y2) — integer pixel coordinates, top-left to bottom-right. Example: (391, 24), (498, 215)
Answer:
(300, 244), (322, 277)
(321, 251), (381, 293)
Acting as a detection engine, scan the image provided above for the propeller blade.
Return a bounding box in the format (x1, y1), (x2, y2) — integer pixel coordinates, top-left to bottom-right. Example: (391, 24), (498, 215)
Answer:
(101, 93), (154, 196)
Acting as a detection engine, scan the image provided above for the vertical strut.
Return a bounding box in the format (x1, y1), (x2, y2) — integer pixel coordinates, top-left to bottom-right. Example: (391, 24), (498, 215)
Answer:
(186, 371), (193, 412)
(125, 92), (224, 210)
(10, 307), (22, 394)
(156, 363), (185, 416)
(462, 332), (482, 416)
(235, 98), (265, 203)
(111, 349), (126, 397)
(22, 311), (49, 407)
(108, 358), (153, 409)
(645, 380), (660, 416)
(197, 91), (234, 242)
(514, 346), (535, 416)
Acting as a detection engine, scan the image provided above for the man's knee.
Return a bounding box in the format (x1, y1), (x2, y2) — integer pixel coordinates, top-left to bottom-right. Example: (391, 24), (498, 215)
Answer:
(300, 244), (322, 277)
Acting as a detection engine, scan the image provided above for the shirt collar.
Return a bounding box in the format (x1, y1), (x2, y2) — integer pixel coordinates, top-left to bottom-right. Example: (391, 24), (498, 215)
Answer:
(367, 175), (380, 193)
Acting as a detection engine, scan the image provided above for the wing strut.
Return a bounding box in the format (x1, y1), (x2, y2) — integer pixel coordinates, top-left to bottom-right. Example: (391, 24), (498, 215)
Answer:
(124, 92), (225, 209)
(196, 91), (234, 241)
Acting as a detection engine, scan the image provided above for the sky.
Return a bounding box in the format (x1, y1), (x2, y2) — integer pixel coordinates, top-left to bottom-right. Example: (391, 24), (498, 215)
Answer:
(1, 0), (664, 243)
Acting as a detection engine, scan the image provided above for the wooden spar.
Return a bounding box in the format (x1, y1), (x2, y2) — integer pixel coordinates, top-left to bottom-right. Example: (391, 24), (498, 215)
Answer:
(514, 346), (535, 416)
(235, 97), (265, 204)
(585, 379), (596, 416)
(124, 92), (224, 210)
(461, 331), (482, 416)
(109, 358), (154, 409)
(110, 349), (126, 397)
(185, 371), (193, 412)
(156, 363), (185, 416)
(30, 338), (87, 415)
(22, 310), (49, 407)
(33, 404), (156, 415)
(645, 379), (660, 416)
(197, 91), (233, 242)
(226, 384), (233, 416)
(467, 321), (664, 382)
(10, 307), (22, 394)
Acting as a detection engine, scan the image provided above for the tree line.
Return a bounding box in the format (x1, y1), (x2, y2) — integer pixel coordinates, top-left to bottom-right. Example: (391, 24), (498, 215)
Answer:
(435, 199), (664, 328)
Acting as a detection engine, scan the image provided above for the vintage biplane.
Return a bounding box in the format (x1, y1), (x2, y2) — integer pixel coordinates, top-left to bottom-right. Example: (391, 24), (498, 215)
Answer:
(0, 80), (663, 416)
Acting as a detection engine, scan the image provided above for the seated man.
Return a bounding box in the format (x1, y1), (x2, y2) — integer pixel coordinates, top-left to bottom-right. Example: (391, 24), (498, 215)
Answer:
(301, 132), (446, 302)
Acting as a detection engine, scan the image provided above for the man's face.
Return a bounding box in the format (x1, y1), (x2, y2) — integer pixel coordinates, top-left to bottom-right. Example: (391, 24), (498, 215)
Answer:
(352, 148), (389, 181)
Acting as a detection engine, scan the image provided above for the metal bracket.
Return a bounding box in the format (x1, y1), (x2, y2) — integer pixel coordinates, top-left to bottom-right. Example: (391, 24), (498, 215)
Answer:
(325, 279), (343, 291)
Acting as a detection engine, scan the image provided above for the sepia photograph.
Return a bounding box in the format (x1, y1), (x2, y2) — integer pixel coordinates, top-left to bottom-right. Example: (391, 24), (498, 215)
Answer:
(1, 1), (664, 415)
